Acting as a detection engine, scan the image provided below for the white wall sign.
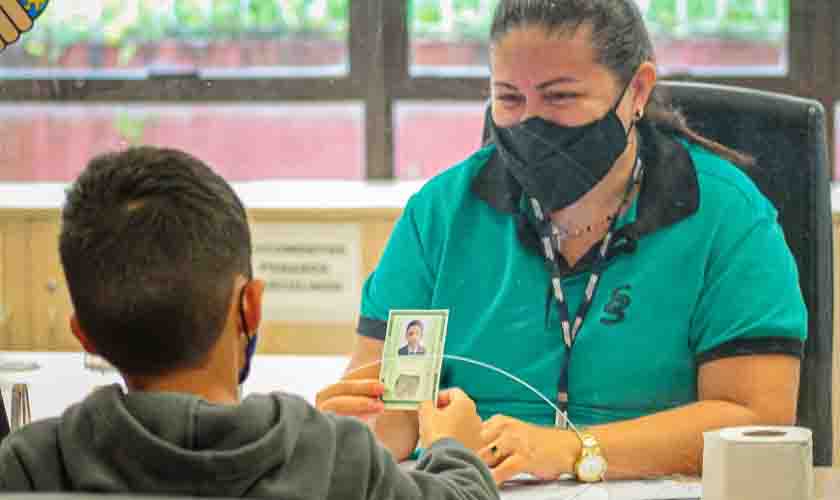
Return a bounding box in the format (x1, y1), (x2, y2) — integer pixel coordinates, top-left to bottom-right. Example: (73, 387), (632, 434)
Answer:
(251, 222), (362, 323)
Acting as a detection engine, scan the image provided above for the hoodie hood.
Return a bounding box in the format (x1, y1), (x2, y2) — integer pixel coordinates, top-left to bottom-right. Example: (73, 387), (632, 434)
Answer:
(1, 383), (500, 500)
(57, 385), (312, 496)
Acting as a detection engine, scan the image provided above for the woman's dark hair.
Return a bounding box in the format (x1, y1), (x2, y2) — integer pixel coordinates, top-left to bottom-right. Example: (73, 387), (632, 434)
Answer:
(490, 0), (753, 167)
(405, 320), (424, 335)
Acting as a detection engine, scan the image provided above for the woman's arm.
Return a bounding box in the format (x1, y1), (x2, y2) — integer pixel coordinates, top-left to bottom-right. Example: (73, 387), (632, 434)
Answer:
(588, 353), (800, 479)
(479, 354), (800, 483)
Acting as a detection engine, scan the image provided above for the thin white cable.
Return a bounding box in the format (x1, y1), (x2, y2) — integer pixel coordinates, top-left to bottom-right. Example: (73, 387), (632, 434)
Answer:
(344, 353), (583, 439)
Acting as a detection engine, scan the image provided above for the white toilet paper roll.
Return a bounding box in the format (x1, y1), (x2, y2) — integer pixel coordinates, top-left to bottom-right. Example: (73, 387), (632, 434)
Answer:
(703, 426), (813, 500)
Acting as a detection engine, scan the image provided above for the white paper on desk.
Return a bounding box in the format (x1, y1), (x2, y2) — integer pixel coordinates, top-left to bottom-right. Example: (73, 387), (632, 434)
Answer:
(496, 478), (700, 500)
(400, 461), (700, 499)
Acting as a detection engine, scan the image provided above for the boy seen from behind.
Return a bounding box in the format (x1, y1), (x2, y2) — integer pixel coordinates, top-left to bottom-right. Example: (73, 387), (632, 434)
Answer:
(0, 147), (496, 500)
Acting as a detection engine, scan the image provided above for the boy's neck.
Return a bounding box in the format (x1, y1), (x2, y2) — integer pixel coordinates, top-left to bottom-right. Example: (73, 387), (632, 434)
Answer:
(124, 368), (239, 405)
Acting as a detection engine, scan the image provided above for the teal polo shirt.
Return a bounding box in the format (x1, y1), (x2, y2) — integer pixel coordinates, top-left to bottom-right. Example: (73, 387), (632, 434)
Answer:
(358, 124), (806, 427)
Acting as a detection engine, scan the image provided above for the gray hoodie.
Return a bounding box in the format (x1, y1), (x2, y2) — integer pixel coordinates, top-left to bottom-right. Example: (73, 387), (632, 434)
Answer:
(0, 385), (498, 500)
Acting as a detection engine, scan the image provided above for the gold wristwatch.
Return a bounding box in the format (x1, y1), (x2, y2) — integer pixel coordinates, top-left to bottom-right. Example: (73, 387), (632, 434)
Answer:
(574, 433), (607, 482)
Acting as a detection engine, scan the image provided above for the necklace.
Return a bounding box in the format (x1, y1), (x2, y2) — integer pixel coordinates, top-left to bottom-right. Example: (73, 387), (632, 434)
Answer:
(552, 212), (617, 241)
(546, 159), (644, 243)
(551, 190), (635, 241)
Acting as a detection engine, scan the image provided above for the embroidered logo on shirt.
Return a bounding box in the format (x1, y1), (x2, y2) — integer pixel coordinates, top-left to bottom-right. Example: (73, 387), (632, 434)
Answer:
(601, 285), (631, 325)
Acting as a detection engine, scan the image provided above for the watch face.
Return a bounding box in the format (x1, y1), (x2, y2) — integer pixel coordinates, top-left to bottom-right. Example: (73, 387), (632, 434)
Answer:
(578, 456), (607, 481)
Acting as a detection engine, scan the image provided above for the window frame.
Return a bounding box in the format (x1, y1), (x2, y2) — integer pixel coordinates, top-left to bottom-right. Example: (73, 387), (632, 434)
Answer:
(0, 0), (834, 179)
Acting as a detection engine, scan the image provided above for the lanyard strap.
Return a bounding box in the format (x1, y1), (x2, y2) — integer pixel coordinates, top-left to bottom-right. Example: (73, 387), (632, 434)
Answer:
(529, 157), (644, 349)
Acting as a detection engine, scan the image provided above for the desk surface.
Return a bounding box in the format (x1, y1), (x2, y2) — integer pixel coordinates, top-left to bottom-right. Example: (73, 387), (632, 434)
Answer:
(493, 469), (839, 499)
(816, 468), (840, 500)
(428, 471), (840, 499)
(2, 352), (838, 500)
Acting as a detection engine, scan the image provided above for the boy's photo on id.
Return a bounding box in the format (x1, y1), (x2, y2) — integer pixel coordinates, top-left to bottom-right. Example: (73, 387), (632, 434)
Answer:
(398, 319), (426, 356)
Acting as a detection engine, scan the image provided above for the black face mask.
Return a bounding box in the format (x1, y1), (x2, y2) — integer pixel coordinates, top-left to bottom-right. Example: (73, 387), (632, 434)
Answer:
(492, 81), (636, 213)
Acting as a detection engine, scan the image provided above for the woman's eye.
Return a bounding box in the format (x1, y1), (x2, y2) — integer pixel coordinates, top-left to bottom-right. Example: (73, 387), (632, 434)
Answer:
(545, 92), (577, 102)
(496, 94), (524, 104)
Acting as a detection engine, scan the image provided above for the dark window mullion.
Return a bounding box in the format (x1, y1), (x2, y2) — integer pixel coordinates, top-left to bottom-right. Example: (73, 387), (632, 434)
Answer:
(398, 76), (488, 101)
(359, 0), (391, 179)
(827, 0), (840, 178)
(360, 0), (409, 180)
(788, 0), (818, 96)
(379, 0), (410, 180)
(0, 78), (360, 103)
(350, 0), (388, 180)
(349, 0), (370, 93)
(387, 0), (410, 87)
(787, 0), (835, 178)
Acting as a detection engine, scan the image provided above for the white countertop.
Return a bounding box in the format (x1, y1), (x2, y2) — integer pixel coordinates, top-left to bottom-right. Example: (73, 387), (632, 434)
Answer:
(1, 180), (840, 214)
(0, 180), (425, 210)
(0, 351), (349, 422)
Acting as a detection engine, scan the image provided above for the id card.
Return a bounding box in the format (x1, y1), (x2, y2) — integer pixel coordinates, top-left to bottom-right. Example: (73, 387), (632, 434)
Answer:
(380, 309), (449, 410)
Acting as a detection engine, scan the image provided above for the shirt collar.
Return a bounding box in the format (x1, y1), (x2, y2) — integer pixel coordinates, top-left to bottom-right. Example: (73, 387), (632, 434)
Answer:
(471, 119), (700, 241)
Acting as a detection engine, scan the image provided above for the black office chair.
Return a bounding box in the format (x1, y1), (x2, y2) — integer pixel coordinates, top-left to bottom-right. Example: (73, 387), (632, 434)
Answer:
(0, 395), (9, 441)
(482, 81), (834, 465)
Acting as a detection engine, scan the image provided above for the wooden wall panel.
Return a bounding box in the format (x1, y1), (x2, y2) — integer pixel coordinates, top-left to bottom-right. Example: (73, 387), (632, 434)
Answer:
(29, 219), (76, 351)
(1, 219), (31, 349)
(257, 324), (356, 356)
(0, 225), (4, 345)
(0, 208), (402, 354)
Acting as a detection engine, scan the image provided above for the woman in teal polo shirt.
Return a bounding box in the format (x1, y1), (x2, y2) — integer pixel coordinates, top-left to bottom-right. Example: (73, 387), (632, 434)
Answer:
(317, 0), (806, 484)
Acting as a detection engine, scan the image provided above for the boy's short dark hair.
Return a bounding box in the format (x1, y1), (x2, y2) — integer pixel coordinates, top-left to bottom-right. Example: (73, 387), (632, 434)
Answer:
(60, 146), (252, 377)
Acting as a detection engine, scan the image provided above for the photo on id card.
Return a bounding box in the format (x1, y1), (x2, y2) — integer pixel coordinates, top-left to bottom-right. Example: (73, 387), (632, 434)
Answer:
(380, 310), (449, 410)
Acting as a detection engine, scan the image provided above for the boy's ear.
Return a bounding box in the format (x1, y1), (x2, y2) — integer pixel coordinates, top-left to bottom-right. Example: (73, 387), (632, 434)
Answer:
(70, 314), (97, 354)
(242, 279), (265, 334)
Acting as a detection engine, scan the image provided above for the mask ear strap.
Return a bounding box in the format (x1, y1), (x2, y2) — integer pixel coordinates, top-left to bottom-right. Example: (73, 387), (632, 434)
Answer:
(625, 112), (640, 139)
(614, 74), (643, 141)
(612, 75), (636, 112)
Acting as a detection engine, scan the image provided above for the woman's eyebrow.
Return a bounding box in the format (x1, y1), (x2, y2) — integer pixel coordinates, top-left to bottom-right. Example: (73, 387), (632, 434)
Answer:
(536, 76), (580, 90)
(492, 81), (519, 90)
(492, 76), (580, 91)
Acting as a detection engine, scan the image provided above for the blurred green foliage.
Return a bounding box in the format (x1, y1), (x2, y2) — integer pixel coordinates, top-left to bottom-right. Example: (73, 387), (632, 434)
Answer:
(22, 0), (787, 63)
(645, 0), (788, 39)
(24, 0), (349, 61)
(410, 0), (787, 42)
